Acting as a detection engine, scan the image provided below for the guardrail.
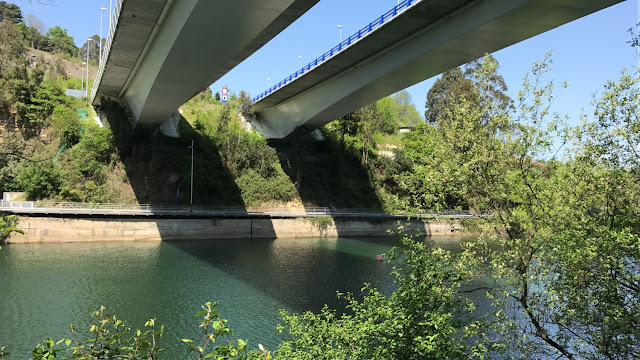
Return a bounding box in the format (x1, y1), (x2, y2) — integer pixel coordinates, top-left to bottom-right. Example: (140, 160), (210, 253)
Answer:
(90, 0), (125, 102)
(0, 201), (475, 219)
(251, 0), (422, 103)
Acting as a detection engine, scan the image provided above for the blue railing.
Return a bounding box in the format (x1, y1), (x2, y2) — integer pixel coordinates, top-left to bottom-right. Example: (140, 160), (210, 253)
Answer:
(251, 0), (421, 103)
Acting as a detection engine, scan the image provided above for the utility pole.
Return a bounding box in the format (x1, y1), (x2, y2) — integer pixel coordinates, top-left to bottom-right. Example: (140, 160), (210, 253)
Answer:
(86, 38), (92, 101)
(190, 140), (194, 205)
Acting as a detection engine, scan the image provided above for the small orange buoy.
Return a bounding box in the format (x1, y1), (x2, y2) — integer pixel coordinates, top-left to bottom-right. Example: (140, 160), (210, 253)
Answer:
(376, 254), (384, 261)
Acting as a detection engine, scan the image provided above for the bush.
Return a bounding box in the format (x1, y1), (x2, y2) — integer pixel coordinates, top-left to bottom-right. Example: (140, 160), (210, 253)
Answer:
(14, 162), (61, 200)
(235, 169), (297, 206)
(51, 105), (81, 147)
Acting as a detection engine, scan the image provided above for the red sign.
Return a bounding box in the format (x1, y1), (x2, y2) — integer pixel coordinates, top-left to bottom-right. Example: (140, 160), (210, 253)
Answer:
(221, 87), (229, 95)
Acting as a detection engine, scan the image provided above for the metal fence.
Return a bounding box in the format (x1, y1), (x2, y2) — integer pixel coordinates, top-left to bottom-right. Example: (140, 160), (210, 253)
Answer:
(0, 201), (474, 219)
(90, 0), (125, 102)
(252, 0), (422, 103)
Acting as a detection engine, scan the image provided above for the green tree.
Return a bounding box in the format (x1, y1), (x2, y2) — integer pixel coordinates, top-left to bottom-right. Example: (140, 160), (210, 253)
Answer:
(433, 52), (640, 359)
(46, 26), (77, 57)
(14, 162), (62, 200)
(79, 34), (103, 63)
(0, 19), (25, 76)
(0, 1), (22, 23)
(275, 237), (491, 360)
(51, 105), (81, 147)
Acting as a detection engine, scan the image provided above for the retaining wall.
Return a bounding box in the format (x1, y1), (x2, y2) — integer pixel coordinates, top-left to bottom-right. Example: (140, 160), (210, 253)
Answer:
(5, 216), (467, 243)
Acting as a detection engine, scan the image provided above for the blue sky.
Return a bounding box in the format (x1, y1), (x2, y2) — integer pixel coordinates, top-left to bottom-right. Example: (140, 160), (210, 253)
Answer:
(17, 0), (638, 125)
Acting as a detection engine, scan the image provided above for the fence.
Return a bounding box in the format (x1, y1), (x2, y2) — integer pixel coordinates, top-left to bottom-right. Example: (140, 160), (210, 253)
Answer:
(0, 201), (474, 219)
(252, 0), (422, 103)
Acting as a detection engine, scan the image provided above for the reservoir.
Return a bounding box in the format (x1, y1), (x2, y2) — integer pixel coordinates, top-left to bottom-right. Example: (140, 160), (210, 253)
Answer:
(0, 236), (469, 358)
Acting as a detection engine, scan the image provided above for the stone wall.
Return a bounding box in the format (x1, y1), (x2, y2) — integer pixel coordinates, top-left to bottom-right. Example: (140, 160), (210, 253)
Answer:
(5, 216), (467, 243)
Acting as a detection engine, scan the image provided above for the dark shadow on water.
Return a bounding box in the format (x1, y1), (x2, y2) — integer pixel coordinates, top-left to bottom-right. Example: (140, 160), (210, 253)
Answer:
(161, 237), (399, 314)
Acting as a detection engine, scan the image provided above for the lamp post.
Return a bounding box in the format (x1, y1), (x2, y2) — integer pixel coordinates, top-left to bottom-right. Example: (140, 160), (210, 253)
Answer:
(99, 7), (106, 66)
(189, 140), (194, 205)
(81, 61), (86, 98)
(266, 77), (271, 89)
(337, 25), (342, 42)
(297, 55), (302, 69)
(86, 38), (92, 100)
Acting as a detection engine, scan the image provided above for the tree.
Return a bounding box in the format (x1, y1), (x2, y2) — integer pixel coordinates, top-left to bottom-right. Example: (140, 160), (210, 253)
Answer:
(425, 54), (512, 127)
(46, 26), (77, 57)
(432, 52), (640, 359)
(275, 236), (491, 360)
(14, 162), (62, 200)
(0, 19), (25, 76)
(391, 90), (423, 125)
(25, 14), (44, 34)
(80, 34), (103, 63)
(0, 1), (22, 23)
(424, 67), (475, 124)
(51, 105), (82, 147)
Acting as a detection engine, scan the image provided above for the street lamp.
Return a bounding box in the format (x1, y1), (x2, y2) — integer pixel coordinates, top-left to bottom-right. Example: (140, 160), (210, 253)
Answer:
(266, 77), (271, 88)
(188, 140), (194, 205)
(337, 25), (342, 42)
(86, 38), (92, 100)
(99, 7), (106, 66)
(297, 55), (303, 69)
(81, 61), (86, 97)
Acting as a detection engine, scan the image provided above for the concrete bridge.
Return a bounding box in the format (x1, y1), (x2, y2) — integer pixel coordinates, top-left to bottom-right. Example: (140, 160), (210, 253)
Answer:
(250, 0), (623, 139)
(90, 0), (318, 129)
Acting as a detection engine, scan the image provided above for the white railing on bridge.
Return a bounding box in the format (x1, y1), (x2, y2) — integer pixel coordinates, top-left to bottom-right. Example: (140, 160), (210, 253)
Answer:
(90, 0), (125, 102)
(0, 201), (475, 219)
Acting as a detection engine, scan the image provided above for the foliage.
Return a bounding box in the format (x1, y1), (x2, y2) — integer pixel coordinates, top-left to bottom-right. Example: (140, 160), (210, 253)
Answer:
(9, 66), (67, 125)
(0, 1), (22, 23)
(0, 214), (23, 243)
(80, 35), (104, 64)
(274, 236), (493, 360)
(182, 301), (270, 360)
(100, 98), (134, 158)
(51, 105), (81, 147)
(21, 306), (163, 359)
(0, 19), (25, 76)
(45, 26), (78, 57)
(14, 161), (62, 200)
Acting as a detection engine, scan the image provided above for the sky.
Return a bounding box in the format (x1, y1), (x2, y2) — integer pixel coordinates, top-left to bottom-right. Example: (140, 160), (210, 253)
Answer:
(15, 0), (639, 126)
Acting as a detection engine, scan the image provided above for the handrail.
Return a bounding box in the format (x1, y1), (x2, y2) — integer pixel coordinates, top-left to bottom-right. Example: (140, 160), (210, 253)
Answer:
(0, 200), (475, 218)
(251, 0), (421, 103)
(90, 0), (125, 102)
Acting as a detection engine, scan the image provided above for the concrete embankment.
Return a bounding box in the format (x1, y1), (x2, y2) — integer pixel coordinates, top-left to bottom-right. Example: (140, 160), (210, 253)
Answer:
(5, 216), (469, 243)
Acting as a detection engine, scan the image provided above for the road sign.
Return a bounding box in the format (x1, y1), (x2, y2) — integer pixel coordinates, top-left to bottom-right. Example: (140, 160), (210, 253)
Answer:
(221, 87), (228, 96)
(222, 94), (228, 104)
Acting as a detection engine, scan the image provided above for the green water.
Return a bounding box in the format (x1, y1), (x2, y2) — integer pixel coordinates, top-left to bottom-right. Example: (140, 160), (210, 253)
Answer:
(0, 236), (468, 358)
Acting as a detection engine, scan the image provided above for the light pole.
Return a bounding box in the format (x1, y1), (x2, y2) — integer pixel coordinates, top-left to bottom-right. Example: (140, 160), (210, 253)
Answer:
(189, 140), (194, 205)
(337, 25), (342, 42)
(81, 61), (86, 97)
(297, 55), (302, 69)
(266, 77), (271, 88)
(86, 38), (92, 100)
(99, 7), (106, 66)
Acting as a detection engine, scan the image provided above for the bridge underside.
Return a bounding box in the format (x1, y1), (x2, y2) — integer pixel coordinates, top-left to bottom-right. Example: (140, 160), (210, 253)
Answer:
(251, 0), (622, 139)
(92, 0), (318, 128)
